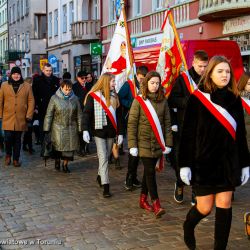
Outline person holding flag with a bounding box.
[179,56,249,250]
[168,50,208,205]
[127,71,173,218]
[82,73,124,198]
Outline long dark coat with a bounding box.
[43,89,82,152]
[179,87,250,187]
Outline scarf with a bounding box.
[94,92,107,130]
[59,88,73,100]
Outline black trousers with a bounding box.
[23,126,33,149]
[127,153,140,180]
[4,131,22,160]
[141,157,158,200]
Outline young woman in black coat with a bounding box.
[179,56,250,250]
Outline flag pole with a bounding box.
[121,1,137,96]
[168,10,188,71]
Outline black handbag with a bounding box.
[41,132,55,165]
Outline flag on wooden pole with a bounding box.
[156,10,182,97]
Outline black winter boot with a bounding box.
[124,174,133,191]
[183,206,208,250]
[55,158,60,171]
[62,162,70,173]
[103,184,112,198]
[114,158,122,170]
[214,207,232,250]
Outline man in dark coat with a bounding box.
[118,65,148,191]
[32,63,60,144]
[73,71,92,156]
[168,50,208,204]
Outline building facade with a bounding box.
[0,0,8,75]
[8,0,47,77]
[47,0,101,79]
[101,0,250,71]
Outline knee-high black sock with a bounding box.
[214,207,232,250]
[184,206,208,250]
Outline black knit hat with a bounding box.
[11,66,22,75]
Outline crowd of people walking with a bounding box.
[0,52,249,249]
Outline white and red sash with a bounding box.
[136,95,166,171]
[181,71,237,140]
[241,97,250,115]
[181,71,197,94]
[193,90,237,140]
[90,91,117,133]
[128,79,139,98]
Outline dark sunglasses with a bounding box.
[80,76,87,80]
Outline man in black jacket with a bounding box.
[73,71,92,156]
[32,63,60,144]
[168,50,208,205]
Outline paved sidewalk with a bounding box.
[0,145,249,250]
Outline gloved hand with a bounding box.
[117,135,123,146]
[180,167,192,186]
[163,146,171,154]
[171,125,178,132]
[241,166,249,186]
[129,147,138,157]
[83,131,90,143]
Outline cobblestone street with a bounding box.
[0,144,249,250]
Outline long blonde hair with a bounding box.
[84,72,115,107]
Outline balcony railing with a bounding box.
[199,0,250,21]
[71,20,100,43]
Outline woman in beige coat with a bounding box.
[0,67,34,166]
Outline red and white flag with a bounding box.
[156,10,182,97]
[102,8,136,93]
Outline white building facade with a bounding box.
[47,0,101,79]
[8,0,47,77]
[0,0,8,74]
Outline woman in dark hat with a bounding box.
[0,66,35,166]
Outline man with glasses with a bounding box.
[73,71,92,156]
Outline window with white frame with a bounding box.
[109,0,115,22]
[17,0,20,20]
[12,4,15,22]
[25,32,29,51]
[22,33,25,51]
[153,0,164,11]
[62,4,67,33]
[54,9,58,36]
[20,0,24,17]
[10,37,13,50]
[93,0,99,19]
[48,12,52,38]
[9,6,11,24]
[25,0,29,15]
[34,14,46,39]
[133,0,141,16]
[69,1,74,30]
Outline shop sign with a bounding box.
[40,59,48,70]
[136,33,163,48]
[90,43,102,55]
[223,16,250,35]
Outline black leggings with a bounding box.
[141,157,158,201]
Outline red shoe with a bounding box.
[139,194,153,212]
[5,155,11,166]
[152,198,165,218]
[13,160,21,167]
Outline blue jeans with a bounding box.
[4,131,22,161]
[94,137,114,185]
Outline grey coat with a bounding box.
[43,89,82,152]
